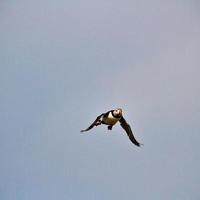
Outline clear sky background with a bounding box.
[1,0,200,199]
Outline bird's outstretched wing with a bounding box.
[119,116,141,147]
[80,114,104,132]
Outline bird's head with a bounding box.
[113,108,122,118]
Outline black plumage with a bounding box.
[81,108,141,147]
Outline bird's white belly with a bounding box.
[103,112,119,125]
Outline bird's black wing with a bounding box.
[119,116,141,147]
[80,114,104,132]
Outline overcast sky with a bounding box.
[1,0,200,199]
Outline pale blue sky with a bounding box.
[1,0,200,199]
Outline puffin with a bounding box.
[81,108,141,147]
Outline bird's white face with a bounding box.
[113,108,122,117]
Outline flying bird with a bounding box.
[81,108,141,147]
